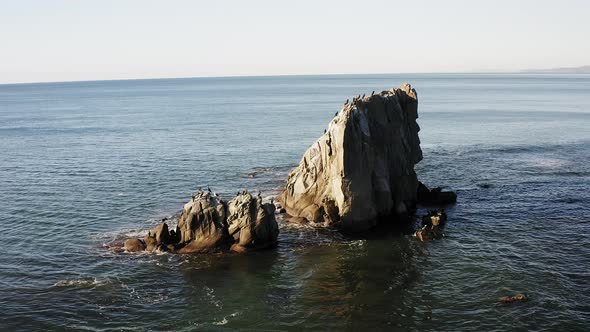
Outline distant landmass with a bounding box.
[523,65,590,73]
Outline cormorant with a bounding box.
[371,91,374,96]
[207,186,211,193]
[362,94,365,98]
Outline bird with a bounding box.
[345,99,349,104]
[257,191,261,198]
[371,91,374,96]
[335,111,338,116]
[362,94,365,98]
[207,186,211,193]
[324,129,326,133]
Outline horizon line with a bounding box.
[1,70,588,86]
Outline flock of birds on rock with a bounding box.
[343,90,376,107]
[191,186,266,203]
[191,186,219,202]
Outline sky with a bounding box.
[1,0,589,84]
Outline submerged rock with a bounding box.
[123,238,146,252]
[497,293,529,303]
[278,84,423,232]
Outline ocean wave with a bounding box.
[53,277,112,289]
[423,141,590,158]
[213,312,241,326]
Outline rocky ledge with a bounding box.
[122,190,278,253]
[277,84,425,232]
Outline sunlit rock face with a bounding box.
[176,192,229,253]
[278,84,422,232]
[226,192,278,253]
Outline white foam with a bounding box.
[521,156,571,169]
[53,277,111,288]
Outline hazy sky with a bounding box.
[1,0,589,83]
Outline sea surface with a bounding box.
[0,74,589,331]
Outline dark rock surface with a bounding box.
[417,182,457,205]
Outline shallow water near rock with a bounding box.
[1,74,589,331]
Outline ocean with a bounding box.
[0,74,588,331]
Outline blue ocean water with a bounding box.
[0,74,589,331]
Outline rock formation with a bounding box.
[114,83,457,253]
[122,191,278,254]
[277,84,423,232]
[226,193,279,253]
[176,192,229,253]
[416,181,457,205]
[414,209,447,241]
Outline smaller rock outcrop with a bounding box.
[227,193,278,253]
[177,192,230,253]
[120,190,279,254]
[414,209,447,242]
